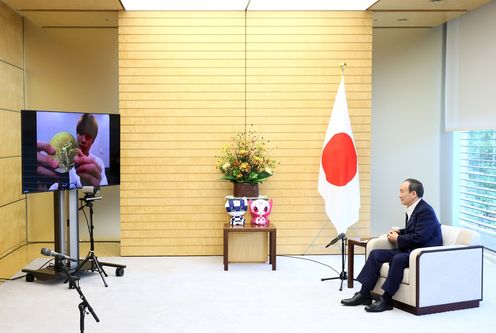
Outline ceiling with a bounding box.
[370,0,493,28]
[0,0,493,28]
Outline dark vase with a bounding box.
[233,183,259,197]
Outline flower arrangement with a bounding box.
[216,130,277,184]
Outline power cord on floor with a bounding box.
[278,254,341,275]
[0,275,26,281]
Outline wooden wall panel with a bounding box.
[0,61,23,112]
[246,11,371,254]
[0,1,23,68]
[119,11,245,256]
[0,3,25,259]
[119,11,372,256]
[0,200,26,257]
[0,110,21,158]
[0,157,23,206]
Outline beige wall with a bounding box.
[119,11,372,256]
[371,27,444,235]
[23,18,120,242]
[0,6,456,258]
[0,2,25,257]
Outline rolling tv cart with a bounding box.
[23,189,125,284]
[23,190,80,282]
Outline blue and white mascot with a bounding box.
[225,198,248,226]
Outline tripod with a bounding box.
[77,194,109,287]
[61,264,99,332]
[321,233,347,291]
[76,192,126,286]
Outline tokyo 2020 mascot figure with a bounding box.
[225,198,248,226]
[248,198,273,226]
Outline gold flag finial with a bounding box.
[339,62,347,79]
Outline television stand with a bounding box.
[23,261,68,282]
[23,190,77,283]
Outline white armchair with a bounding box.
[366,225,483,315]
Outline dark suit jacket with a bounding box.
[397,199,442,252]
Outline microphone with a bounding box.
[83,195,102,202]
[40,248,78,262]
[325,233,346,248]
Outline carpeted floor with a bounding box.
[0,255,494,333]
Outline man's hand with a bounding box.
[387,231,399,243]
[74,150,102,187]
[37,142,59,177]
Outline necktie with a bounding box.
[405,213,409,226]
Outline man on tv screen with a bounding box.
[37,113,108,191]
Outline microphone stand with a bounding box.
[321,233,348,291]
[77,194,109,287]
[60,264,99,333]
[76,192,126,286]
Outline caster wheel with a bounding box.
[116,267,125,277]
[26,273,35,282]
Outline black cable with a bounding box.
[79,200,91,235]
[82,204,90,233]
[38,258,55,270]
[278,254,341,275]
[0,275,26,281]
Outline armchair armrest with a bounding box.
[408,245,483,307]
[366,234,395,257]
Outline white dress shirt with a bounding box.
[405,198,422,222]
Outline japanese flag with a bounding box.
[318,78,360,235]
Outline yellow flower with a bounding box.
[264,167,272,175]
[252,156,263,165]
[239,162,251,173]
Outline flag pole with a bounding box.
[316,61,360,290]
[302,62,350,256]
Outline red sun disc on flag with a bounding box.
[321,132,357,186]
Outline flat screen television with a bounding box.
[21,110,120,194]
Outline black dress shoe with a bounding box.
[341,292,373,306]
[364,297,393,312]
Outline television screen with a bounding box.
[21,110,120,194]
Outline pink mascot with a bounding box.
[248,198,273,226]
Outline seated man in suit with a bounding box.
[341,178,442,312]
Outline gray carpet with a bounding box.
[0,255,494,333]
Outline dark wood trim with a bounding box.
[373,26,439,29]
[41,26,117,29]
[481,247,485,301]
[19,9,119,12]
[394,299,480,315]
[372,9,467,13]
[347,238,370,288]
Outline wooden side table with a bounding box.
[347,238,372,288]
[223,223,277,271]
